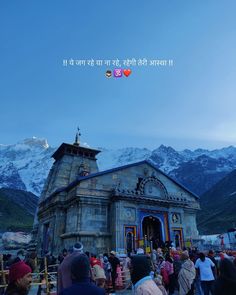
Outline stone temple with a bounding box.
[35,132,200,255]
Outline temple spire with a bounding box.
[74,127,81,146]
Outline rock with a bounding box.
[2,232,32,250]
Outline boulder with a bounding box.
[2,232,32,250]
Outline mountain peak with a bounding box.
[18,137,49,149]
[153,145,179,156]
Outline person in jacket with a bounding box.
[214,258,236,295]
[5,261,32,295]
[90,254,102,267]
[178,251,196,295]
[59,254,105,295]
[57,242,84,293]
[93,264,106,288]
[103,256,111,290]
[130,255,162,295]
[108,251,120,292]
[207,250,218,277]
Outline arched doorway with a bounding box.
[142,216,162,249]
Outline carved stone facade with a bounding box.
[35,141,200,255]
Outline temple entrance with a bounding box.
[142,216,162,249]
[126,232,133,253]
[124,226,136,253]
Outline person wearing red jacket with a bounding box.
[90,254,102,267]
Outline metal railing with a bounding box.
[0,257,132,294]
[0,257,57,295]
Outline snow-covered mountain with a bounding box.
[1,137,236,196]
[97,147,152,171]
[0,138,55,195]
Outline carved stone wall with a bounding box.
[37,160,200,255]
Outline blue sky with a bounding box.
[1,0,236,150]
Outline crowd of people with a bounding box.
[1,244,236,295]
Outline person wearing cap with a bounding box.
[59,254,105,295]
[108,251,120,292]
[178,250,196,295]
[5,261,32,295]
[57,242,84,293]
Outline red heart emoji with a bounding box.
[123,69,132,77]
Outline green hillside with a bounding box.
[0,188,37,231]
[197,169,236,234]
